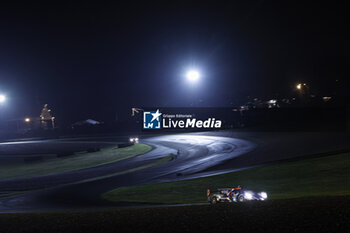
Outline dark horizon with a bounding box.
[0,1,347,123]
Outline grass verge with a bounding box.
[102,152,350,204]
[0,144,152,180]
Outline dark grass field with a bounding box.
[103,152,350,203]
[0,144,151,180]
[0,196,349,233]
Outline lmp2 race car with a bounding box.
[207,186,268,204]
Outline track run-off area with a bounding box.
[0,131,349,212]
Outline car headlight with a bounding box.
[244,192,253,200]
[129,138,134,142]
[259,192,267,199]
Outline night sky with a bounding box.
[0,1,347,123]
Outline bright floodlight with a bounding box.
[0,95,5,103]
[186,70,200,82]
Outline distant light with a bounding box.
[25,118,31,122]
[129,137,139,143]
[296,83,302,90]
[322,96,332,102]
[0,95,6,103]
[186,70,200,82]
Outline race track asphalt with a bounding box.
[0,131,349,212]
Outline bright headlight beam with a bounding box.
[244,192,253,200]
[260,192,267,199]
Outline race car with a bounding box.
[129,137,139,143]
[207,186,268,204]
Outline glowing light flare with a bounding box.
[0,95,6,103]
[260,192,268,199]
[296,83,307,90]
[186,70,200,82]
[244,192,253,200]
[129,137,139,143]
